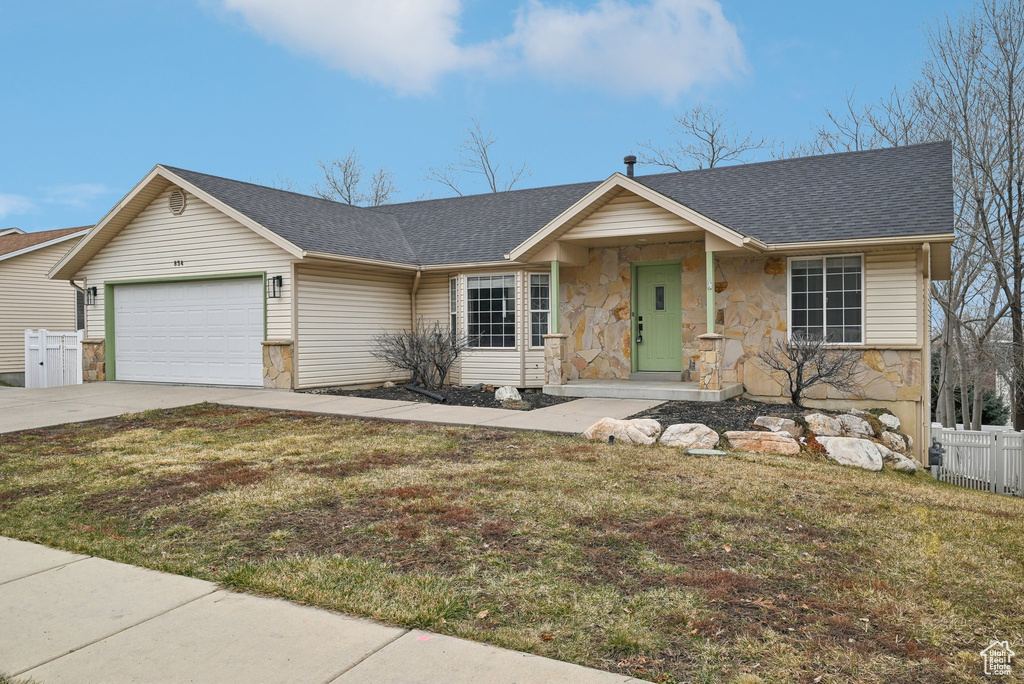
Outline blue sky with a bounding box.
[0,0,973,232]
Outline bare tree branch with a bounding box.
[757,336,863,408]
[639,103,769,170]
[312,148,398,206]
[424,119,530,195]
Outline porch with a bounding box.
[544,378,744,402]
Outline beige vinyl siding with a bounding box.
[415,273,461,384]
[296,264,412,388]
[564,190,696,241]
[77,189,294,340]
[865,251,919,346]
[0,241,81,373]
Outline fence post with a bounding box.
[992,431,1006,496]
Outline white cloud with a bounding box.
[45,183,110,209]
[219,0,744,99]
[508,0,746,100]
[221,0,490,94]
[0,193,33,221]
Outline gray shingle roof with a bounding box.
[163,141,952,266]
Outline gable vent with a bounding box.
[168,188,187,216]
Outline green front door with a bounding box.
[635,263,682,372]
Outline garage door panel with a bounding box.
[114,278,264,386]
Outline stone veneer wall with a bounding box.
[262,341,293,389]
[82,340,105,382]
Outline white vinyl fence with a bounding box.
[24,329,83,389]
[931,424,1024,498]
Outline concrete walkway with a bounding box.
[0,537,637,683]
[0,382,662,435]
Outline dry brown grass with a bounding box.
[1,402,1022,683]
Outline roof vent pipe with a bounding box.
[623,155,636,178]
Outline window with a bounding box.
[530,273,550,347]
[449,277,458,335]
[655,286,665,311]
[75,289,85,331]
[790,255,862,343]
[467,274,516,348]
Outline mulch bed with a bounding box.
[305,384,573,411]
[629,398,826,433]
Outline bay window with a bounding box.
[789,255,863,343]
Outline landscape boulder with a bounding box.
[382,381,396,388]
[495,386,522,402]
[878,412,901,432]
[804,413,842,436]
[583,418,663,445]
[882,431,909,453]
[753,416,803,438]
[724,430,801,455]
[838,413,875,438]
[660,423,720,449]
[816,437,883,471]
[875,442,917,473]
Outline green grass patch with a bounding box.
[1,403,1021,682]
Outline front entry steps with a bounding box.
[629,371,684,382]
[544,379,744,402]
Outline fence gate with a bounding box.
[931,424,1024,498]
[24,329,83,389]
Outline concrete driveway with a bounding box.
[0,383,661,436]
[0,383,263,434]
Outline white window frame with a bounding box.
[449,276,458,336]
[786,253,865,346]
[529,272,551,349]
[465,273,518,350]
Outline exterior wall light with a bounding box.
[86,286,97,306]
[268,275,283,299]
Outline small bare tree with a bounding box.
[313,148,398,206]
[370,318,469,390]
[758,336,863,408]
[639,103,769,170]
[424,119,529,196]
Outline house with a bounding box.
[48,142,953,459]
[0,226,89,385]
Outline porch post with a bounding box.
[705,250,715,334]
[550,260,560,334]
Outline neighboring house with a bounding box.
[0,226,89,386]
[49,142,953,459]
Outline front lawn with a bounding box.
[1,405,1021,682]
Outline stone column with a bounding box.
[543,333,569,386]
[82,340,106,382]
[698,333,723,391]
[262,340,293,389]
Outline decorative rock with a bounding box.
[838,414,875,439]
[382,381,396,388]
[882,431,908,453]
[724,430,801,455]
[495,386,522,402]
[816,437,883,472]
[583,418,663,445]
[878,413,901,432]
[804,413,842,437]
[753,416,803,438]
[660,423,720,449]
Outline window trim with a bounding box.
[528,272,551,349]
[786,253,865,346]
[449,276,458,337]
[465,272,518,350]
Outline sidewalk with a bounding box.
[0,383,662,435]
[0,537,637,683]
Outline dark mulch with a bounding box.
[629,398,829,432]
[305,384,572,411]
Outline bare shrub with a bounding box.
[370,318,469,390]
[758,335,862,408]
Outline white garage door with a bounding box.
[114,278,264,386]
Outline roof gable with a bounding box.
[0,226,88,262]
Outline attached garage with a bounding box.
[112,277,264,386]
